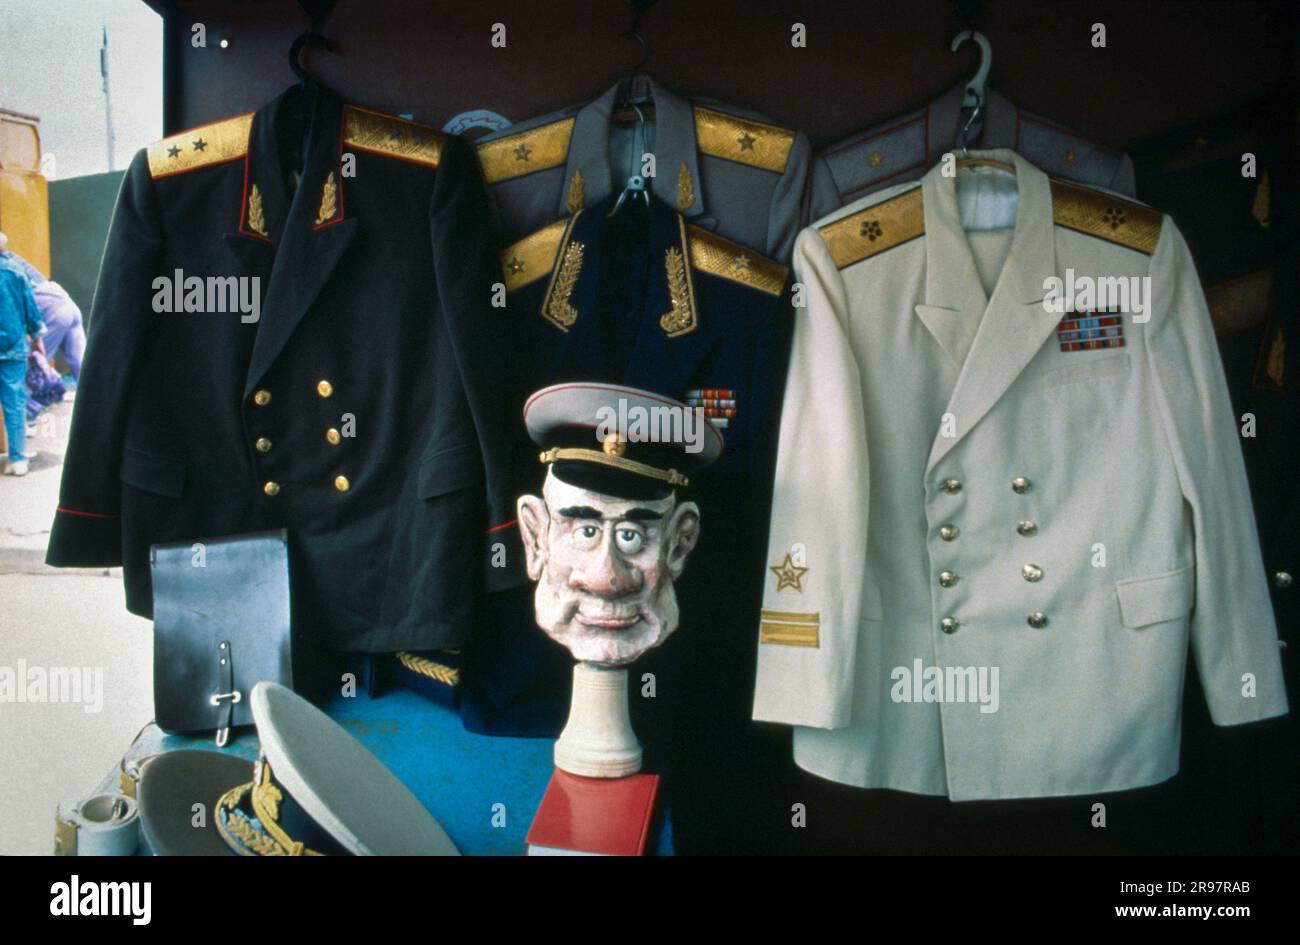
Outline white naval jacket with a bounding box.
[753,149,1289,800]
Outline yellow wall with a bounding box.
[0,113,50,277]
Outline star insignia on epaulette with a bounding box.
[770,553,808,593]
[388,128,402,141]
[166,145,180,158]
[860,219,883,241]
[1065,149,1078,164]
[193,138,207,151]
[1103,206,1127,230]
[506,256,524,275]
[731,253,750,272]
[736,131,756,151]
[869,152,884,167]
[514,143,532,162]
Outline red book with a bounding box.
[525,770,660,856]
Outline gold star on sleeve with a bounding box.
[770,553,809,592]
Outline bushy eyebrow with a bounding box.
[624,509,664,522]
[556,506,665,522]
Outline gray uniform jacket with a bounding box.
[810,83,1136,220]
[475,74,815,264]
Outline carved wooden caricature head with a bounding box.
[516,382,722,666]
[518,472,700,665]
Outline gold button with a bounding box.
[939,524,959,541]
[941,617,960,634]
[253,389,272,406]
[334,475,350,493]
[325,428,341,445]
[263,481,280,496]
[942,478,962,495]
[1027,611,1048,629]
[1022,563,1044,582]
[1017,520,1038,537]
[939,570,957,588]
[316,380,333,398]
[255,437,272,453]
[1012,477,1032,494]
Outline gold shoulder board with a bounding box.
[1050,178,1162,255]
[818,186,924,269]
[342,106,445,168]
[500,219,569,293]
[694,106,795,174]
[477,117,575,185]
[147,114,252,179]
[687,227,788,296]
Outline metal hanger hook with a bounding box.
[950,29,992,110]
[957,93,984,156]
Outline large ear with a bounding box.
[666,500,701,580]
[517,494,550,581]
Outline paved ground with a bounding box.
[0,396,153,855]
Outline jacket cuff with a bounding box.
[46,507,121,567]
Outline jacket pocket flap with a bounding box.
[418,443,483,500]
[1117,567,1193,628]
[120,448,185,498]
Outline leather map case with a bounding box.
[150,530,293,743]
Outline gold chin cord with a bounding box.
[538,447,688,488]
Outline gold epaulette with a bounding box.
[818,186,924,269]
[694,106,795,174]
[342,106,445,168]
[687,227,787,296]
[477,117,575,184]
[1050,178,1162,255]
[147,113,253,179]
[500,219,569,292]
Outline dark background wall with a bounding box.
[48,171,124,315]
[151,0,1298,150]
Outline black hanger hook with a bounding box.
[621,0,657,75]
[289,0,338,85]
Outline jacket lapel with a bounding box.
[561,83,617,221]
[646,76,704,218]
[537,193,722,398]
[622,202,721,396]
[926,151,1059,473]
[244,87,358,396]
[914,162,988,368]
[560,75,704,222]
[222,92,290,277]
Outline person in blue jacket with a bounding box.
[0,254,45,475]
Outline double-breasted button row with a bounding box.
[933,474,1050,634]
[936,476,963,630]
[252,380,348,497]
[264,477,349,496]
[940,613,1051,632]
